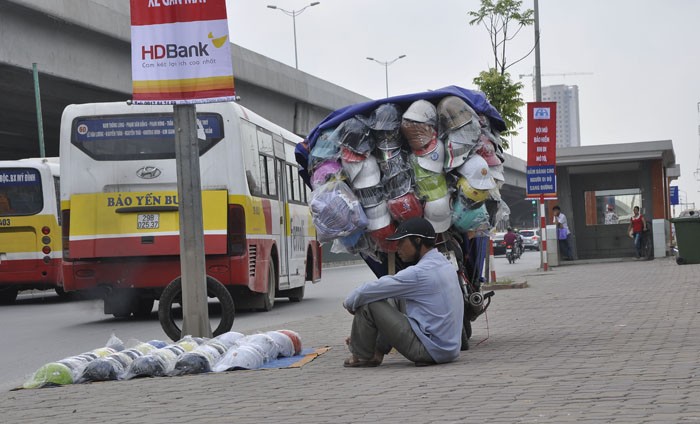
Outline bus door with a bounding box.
[273,135,290,288]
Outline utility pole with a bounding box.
[534,0,542,102]
[366,55,407,98]
[32,63,46,158]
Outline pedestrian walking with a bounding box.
[342,217,464,367]
[553,205,573,260]
[628,206,647,259]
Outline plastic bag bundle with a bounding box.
[213,331,245,348]
[146,339,168,349]
[172,340,229,376]
[124,345,184,379]
[310,160,343,190]
[239,333,280,361]
[309,128,340,170]
[331,230,374,255]
[212,344,265,372]
[387,191,423,222]
[333,116,374,155]
[370,103,402,151]
[80,344,154,382]
[23,335,123,389]
[277,330,303,355]
[452,198,490,233]
[377,150,409,181]
[310,180,368,242]
[265,331,296,358]
[124,337,197,379]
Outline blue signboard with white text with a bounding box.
[670,186,679,205]
[526,165,557,195]
[73,114,223,142]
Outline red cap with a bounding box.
[341,146,368,163]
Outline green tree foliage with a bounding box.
[469,0,534,142]
[473,69,524,141]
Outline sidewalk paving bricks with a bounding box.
[1,257,700,423]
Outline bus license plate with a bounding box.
[137,213,159,229]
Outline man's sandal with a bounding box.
[343,356,380,368]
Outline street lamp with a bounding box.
[366,55,406,98]
[267,2,320,70]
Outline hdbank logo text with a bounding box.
[141,33,228,60]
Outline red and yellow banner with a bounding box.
[130,0,235,104]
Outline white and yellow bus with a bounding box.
[60,102,321,317]
[0,157,62,304]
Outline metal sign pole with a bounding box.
[539,194,548,271]
[173,104,212,338]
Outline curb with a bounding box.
[482,280,528,290]
[322,260,365,268]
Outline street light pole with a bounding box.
[366,55,406,98]
[267,2,320,70]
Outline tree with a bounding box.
[468,0,534,143]
[468,0,535,75]
[473,69,524,141]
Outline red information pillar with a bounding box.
[526,102,557,271]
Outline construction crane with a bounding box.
[518,72,593,99]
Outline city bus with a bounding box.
[60,102,321,318]
[0,157,62,304]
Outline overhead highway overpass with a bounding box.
[0,0,529,226]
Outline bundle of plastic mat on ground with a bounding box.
[305,89,510,259]
[22,329,303,389]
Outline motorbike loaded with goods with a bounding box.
[295,86,512,348]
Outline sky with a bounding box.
[225,0,700,213]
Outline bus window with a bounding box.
[257,129,274,156]
[286,164,296,202]
[258,155,277,198]
[0,168,43,216]
[71,114,224,161]
[241,120,262,196]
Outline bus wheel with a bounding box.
[0,287,18,305]
[258,262,276,312]
[158,276,235,342]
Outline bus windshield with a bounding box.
[0,168,43,216]
[71,113,224,161]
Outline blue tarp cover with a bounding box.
[294,85,506,188]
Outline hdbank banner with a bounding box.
[130,0,235,104]
[526,102,557,196]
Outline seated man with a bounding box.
[342,217,464,367]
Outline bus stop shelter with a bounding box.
[549,140,679,260]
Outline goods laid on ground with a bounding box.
[22,330,303,389]
[297,86,510,260]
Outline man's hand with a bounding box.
[342,301,355,315]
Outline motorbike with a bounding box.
[506,244,519,264]
[436,233,494,351]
